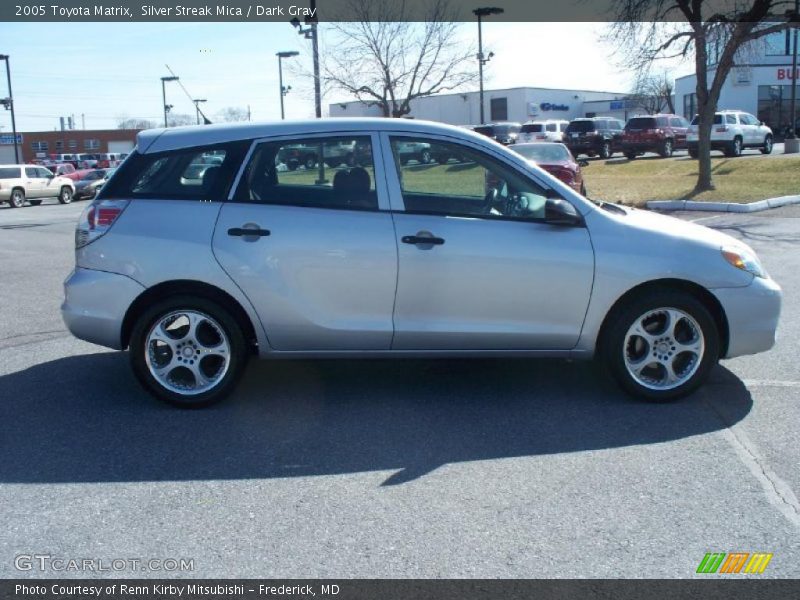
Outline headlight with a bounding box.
[721,246,766,278]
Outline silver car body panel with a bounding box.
[63,118,782,362]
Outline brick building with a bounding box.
[0,129,141,163]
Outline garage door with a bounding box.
[0,146,17,163]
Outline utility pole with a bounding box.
[193,98,207,125]
[291,0,322,118]
[472,7,503,125]
[161,76,179,128]
[276,51,299,120]
[0,54,20,163]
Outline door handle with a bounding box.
[228,227,270,237]
[402,234,445,246]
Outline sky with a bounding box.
[0,22,696,132]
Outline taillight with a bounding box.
[547,166,575,185]
[75,198,129,249]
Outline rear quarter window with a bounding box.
[99,141,250,201]
[0,168,21,179]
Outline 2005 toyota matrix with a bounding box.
[61,119,782,407]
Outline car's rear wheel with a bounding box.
[129,296,249,408]
[659,139,673,158]
[9,188,25,208]
[28,199,43,206]
[304,154,317,170]
[58,186,73,204]
[436,155,449,165]
[624,152,636,160]
[761,135,773,155]
[602,290,719,401]
[688,147,698,159]
[725,137,742,157]
[420,150,432,164]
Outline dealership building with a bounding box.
[0,129,139,164]
[329,86,636,125]
[675,30,800,132]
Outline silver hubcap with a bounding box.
[144,310,230,396]
[623,307,705,391]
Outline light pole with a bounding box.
[0,54,19,163]
[161,76,179,128]
[786,0,799,151]
[291,0,321,118]
[473,7,503,125]
[193,98,207,125]
[276,51,299,120]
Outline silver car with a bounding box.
[61,119,782,407]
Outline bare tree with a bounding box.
[117,117,157,130]
[321,0,477,118]
[608,2,796,193]
[627,72,676,114]
[166,113,194,127]
[216,107,250,122]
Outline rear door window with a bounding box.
[726,114,738,124]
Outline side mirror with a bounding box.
[545,196,582,226]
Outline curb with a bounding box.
[646,195,800,213]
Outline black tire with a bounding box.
[129,296,249,408]
[580,183,587,196]
[304,154,316,170]
[58,186,73,204]
[624,152,636,160]
[28,199,43,206]
[327,159,341,169]
[8,188,25,208]
[287,159,299,171]
[601,289,720,402]
[659,139,673,158]
[345,152,356,167]
[420,150,432,164]
[688,147,699,159]
[436,155,449,165]
[599,141,611,159]
[725,137,742,157]
[760,135,773,155]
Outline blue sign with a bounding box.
[541,102,569,111]
[610,100,625,110]
[0,134,22,145]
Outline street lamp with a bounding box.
[276,51,299,120]
[193,98,207,125]
[291,0,321,119]
[472,7,504,125]
[0,54,20,163]
[161,76,179,128]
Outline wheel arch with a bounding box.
[121,280,259,354]
[596,278,729,358]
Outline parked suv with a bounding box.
[564,118,624,158]
[518,120,570,143]
[472,122,521,145]
[686,110,773,157]
[621,114,690,159]
[277,140,357,170]
[62,119,781,407]
[0,164,75,207]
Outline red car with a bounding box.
[510,142,587,195]
[621,114,690,159]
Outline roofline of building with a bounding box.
[17,128,142,135]
[330,85,629,107]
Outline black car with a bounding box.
[472,122,521,145]
[564,117,625,159]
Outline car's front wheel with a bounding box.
[659,139,673,158]
[129,296,249,408]
[58,186,73,204]
[599,141,611,159]
[761,135,773,155]
[602,290,719,401]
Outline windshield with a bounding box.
[566,120,596,133]
[625,117,657,130]
[520,123,544,133]
[512,144,571,162]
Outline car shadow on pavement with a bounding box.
[0,351,752,486]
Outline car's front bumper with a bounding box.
[61,267,145,350]
[712,276,782,359]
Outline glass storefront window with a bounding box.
[757,85,800,134]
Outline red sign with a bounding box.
[778,68,800,80]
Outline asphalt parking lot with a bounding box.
[0,198,798,579]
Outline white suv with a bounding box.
[0,164,76,207]
[686,110,773,157]
[519,120,570,143]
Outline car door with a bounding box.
[382,133,594,351]
[38,167,61,197]
[213,132,398,351]
[670,117,688,147]
[23,167,45,198]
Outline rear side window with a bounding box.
[235,136,378,211]
[690,115,724,125]
[0,168,21,179]
[546,123,558,132]
[101,141,249,201]
[656,117,669,127]
[726,114,737,124]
